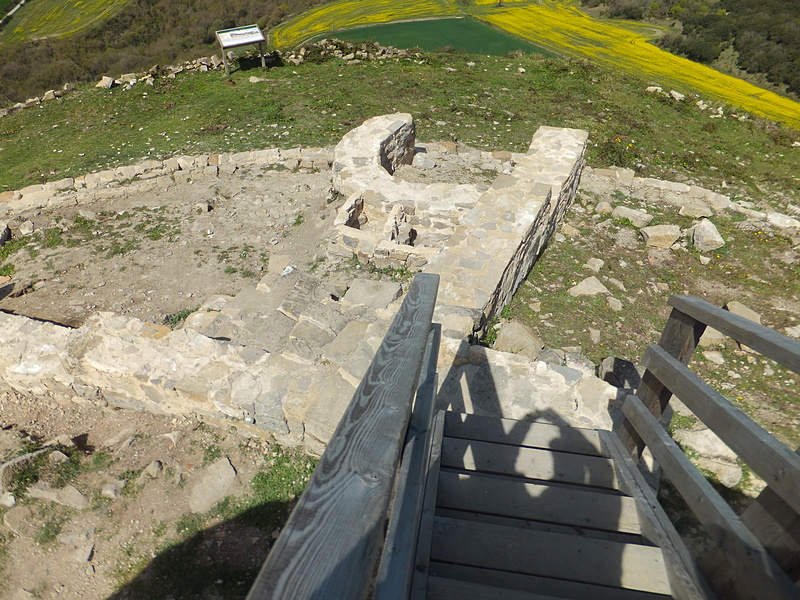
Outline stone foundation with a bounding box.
[1,115,617,450]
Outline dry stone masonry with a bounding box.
[7,115,794,450]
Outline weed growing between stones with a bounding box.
[164,307,199,328]
[33,506,72,546]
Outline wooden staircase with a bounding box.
[247,274,800,600]
[423,412,672,600]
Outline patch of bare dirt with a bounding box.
[0,166,335,328]
[0,389,308,600]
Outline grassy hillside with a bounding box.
[272,0,800,128]
[1,50,797,201]
[0,0,130,45]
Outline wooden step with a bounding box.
[437,470,641,534]
[431,516,671,596]
[444,412,608,457]
[436,508,643,545]
[441,437,619,490]
[426,576,565,600]
[428,563,673,600]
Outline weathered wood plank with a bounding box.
[429,563,672,600]
[437,470,641,534]
[440,437,618,490]
[435,507,642,544]
[374,324,441,600]
[443,411,607,457]
[669,295,800,375]
[426,577,564,600]
[431,516,671,595]
[410,410,446,600]
[246,273,439,600]
[700,446,800,597]
[617,304,706,457]
[622,394,800,600]
[644,344,800,516]
[739,484,800,580]
[601,430,716,600]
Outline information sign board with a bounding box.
[215,25,265,49]
[214,24,267,74]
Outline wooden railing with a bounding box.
[616,295,800,600]
[246,273,440,600]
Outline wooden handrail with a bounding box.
[615,294,800,600]
[622,395,800,600]
[643,345,800,515]
[246,273,439,600]
[669,295,800,374]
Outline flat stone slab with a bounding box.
[189,457,237,513]
[341,279,402,311]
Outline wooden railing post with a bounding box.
[617,301,707,459]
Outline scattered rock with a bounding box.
[599,356,642,390]
[0,491,15,507]
[673,427,737,462]
[725,301,762,325]
[136,460,163,484]
[18,221,34,236]
[696,457,742,488]
[48,450,69,464]
[95,76,115,89]
[568,276,610,297]
[493,321,544,360]
[583,258,604,272]
[640,224,681,248]
[3,505,36,537]
[189,457,237,513]
[562,223,580,237]
[73,540,95,563]
[703,351,725,364]
[594,201,613,215]
[691,219,725,251]
[607,297,623,312]
[28,483,88,509]
[612,206,652,228]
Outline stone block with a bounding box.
[640,224,681,248]
[493,321,544,359]
[611,206,652,228]
[304,373,356,448]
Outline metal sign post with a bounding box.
[215,24,267,75]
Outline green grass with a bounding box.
[0,0,130,46]
[0,50,796,200]
[319,17,555,56]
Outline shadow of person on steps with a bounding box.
[431,339,671,599]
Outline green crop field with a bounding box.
[321,17,555,57]
[0,0,129,46]
[274,0,800,128]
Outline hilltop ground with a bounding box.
[0,50,799,599]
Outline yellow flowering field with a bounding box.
[0,0,129,45]
[273,0,800,128]
[271,0,458,49]
[478,2,800,128]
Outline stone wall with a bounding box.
[0,115,613,450]
[0,147,332,216]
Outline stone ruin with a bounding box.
[1,114,626,453]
